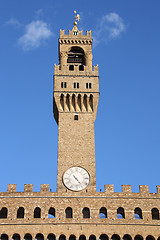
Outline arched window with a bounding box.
[17,207,24,218]
[0,207,7,218]
[89,95,93,111]
[82,207,90,218]
[111,235,120,240]
[100,234,109,240]
[69,235,76,240]
[59,235,66,240]
[66,94,70,111]
[1,234,8,240]
[24,234,32,240]
[34,207,41,218]
[123,235,132,240]
[134,235,143,240]
[151,208,159,220]
[67,47,85,65]
[47,234,56,240]
[12,234,20,240]
[83,95,87,111]
[79,235,86,240]
[78,94,81,111]
[48,207,55,218]
[89,235,96,240]
[134,207,143,219]
[60,94,64,111]
[117,207,125,219]
[65,207,73,218]
[146,236,155,240]
[99,207,107,218]
[35,234,44,240]
[72,94,76,111]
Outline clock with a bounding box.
[63,167,90,191]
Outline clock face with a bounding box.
[63,167,90,191]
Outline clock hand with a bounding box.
[73,174,81,184]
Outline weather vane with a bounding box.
[74,10,80,23]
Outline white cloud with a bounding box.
[93,12,126,47]
[6,18,22,28]
[18,20,53,51]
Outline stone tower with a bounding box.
[53,17,99,193]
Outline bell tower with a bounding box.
[53,13,99,193]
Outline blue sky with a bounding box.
[1,0,160,193]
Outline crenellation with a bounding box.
[54,64,98,75]
[24,184,33,192]
[41,184,49,192]
[156,185,160,193]
[139,185,149,193]
[104,184,114,193]
[7,184,16,192]
[122,185,132,193]
[60,29,92,39]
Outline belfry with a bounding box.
[0,12,160,240]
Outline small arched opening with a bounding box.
[17,207,24,218]
[59,235,66,240]
[123,235,132,240]
[35,234,44,240]
[65,207,73,218]
[146,236,155,240]
[24,234,32,240]
[82,207,90,218]
[1,234,8,240]
[134,235,143,240]
[79,236,86,240]
[12,234,20,240]
[100,234,109,240]
[34,207,41,218]
[69,235,76,240]
[89,235,96,240]
[151,208,159,220]
[111,235,120,240]
[134,207,143,219]
[117,207,125,219]
[99,207,107,219]
[0,207,7,218]
[47,234,56,240]
[48,207,55,218]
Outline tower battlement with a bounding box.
[1,184,160,195]
[60,29,92,39]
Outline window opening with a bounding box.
[151,208,159,220]
[111,235,120,240]
[134,207,142,219]
[34,207,41,218]
[61,82,67,88]
[47,234,56,240]
[74,82,79,88]
[48,207,55,218]
[17,207,24,218]
[65,207,73,218]
[69,65,74,71]
[99,207,107,218]
[35,234,44,240]
[117,207,125,219]
[74,115,78,120]
[24,234,32,240]
[86,83,92,89]
[100,235,108,240]
[1,235,8,240]
[0,207,7,218]
[123,235,132,240]
[12,234,20,240]
[82,207,90,218]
